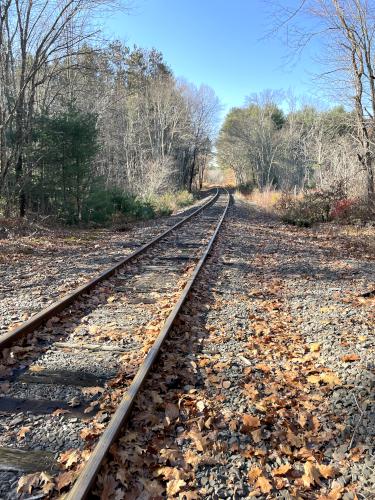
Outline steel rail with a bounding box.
[0,190,219,349]
[66,189,230,500]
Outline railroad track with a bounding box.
[0,189,230,499]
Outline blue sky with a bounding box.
[104,0,322,115]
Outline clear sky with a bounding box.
[104,0,322,115]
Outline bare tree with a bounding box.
[0,0,117,215]
[272,0,375,198]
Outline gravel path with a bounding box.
[94,197,374,499]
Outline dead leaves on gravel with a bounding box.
[234,281,358,498]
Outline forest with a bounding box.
[0,0,219,223]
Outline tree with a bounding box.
[273,0,375,198]
[0,0,117,216]
[31,108,98,222]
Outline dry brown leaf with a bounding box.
[251,428,262,443]
[320,372,342,386]
[40,472,54,495]
[309,343,321,352]
[52,408,70,416]
[183,450,201,466]
[248,466,262,484]
[101,475,119,500]
[80,427,97,440]
[82,386,105,396]
[242,414,261,431]
[317,483,344,500]
[298,413,308,428]
[350,447,364,462]
[165,403,180,421]
[307,374,321,384]
[274,477,288,490]
[243,383,259,400]
[301,461,321,488]
[318,464,336,479]
[56,471,76,491]
[222,380,231,389]
[341,353,360,362]
[272,464,292,476]
[59,449,81,468]
[17,473,41,494]
[17,426,30,440]
[29,365,45,372]
[188,430,207,452]
[286,429,303,448]
[255,475,273,494]
[139,478,164,496]
[167,479,186,496]
[255,363,271,373]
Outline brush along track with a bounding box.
[0,190,230,499]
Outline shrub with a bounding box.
[237,182,254,195]
[330,198,356,220]
[83,188,155,225]
[149,190,195,216]
[275,185,348,227]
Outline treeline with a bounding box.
[0,1,219,223]
[217,95,370,199]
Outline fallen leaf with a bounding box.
[178,491,199,500]
[301,461,321,488]
[272,464,292,476]
[56,471,75,491]
[196,400,205,412]
[251,428,262,443]
[255,475,273,494]
[222,380,231,389]
[40,472,54,495]
[52,408,70,416]
[307,374,321,384]
[320,372,341,386]
[242,414,261,432]
[188,430,207,452]
[318,464,336,479]
[317,483,344,500]
[286,429,303,448]
[17,473,41,494]
[17,426,30,440]
[298,413,308,428]
[309,343,321,352]
[82,386,105,396]
[29,365,45,372]
[341,353,360,362]
[59,449,81,468]
[255,363,271,373]
[101,475,119,500]
[248,466,262,484]
[165,403,179,421]
[167,479,186,496]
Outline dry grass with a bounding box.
[236,187,302,211]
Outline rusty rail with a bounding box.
[65,189,230,499]
[0,190,219,349]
